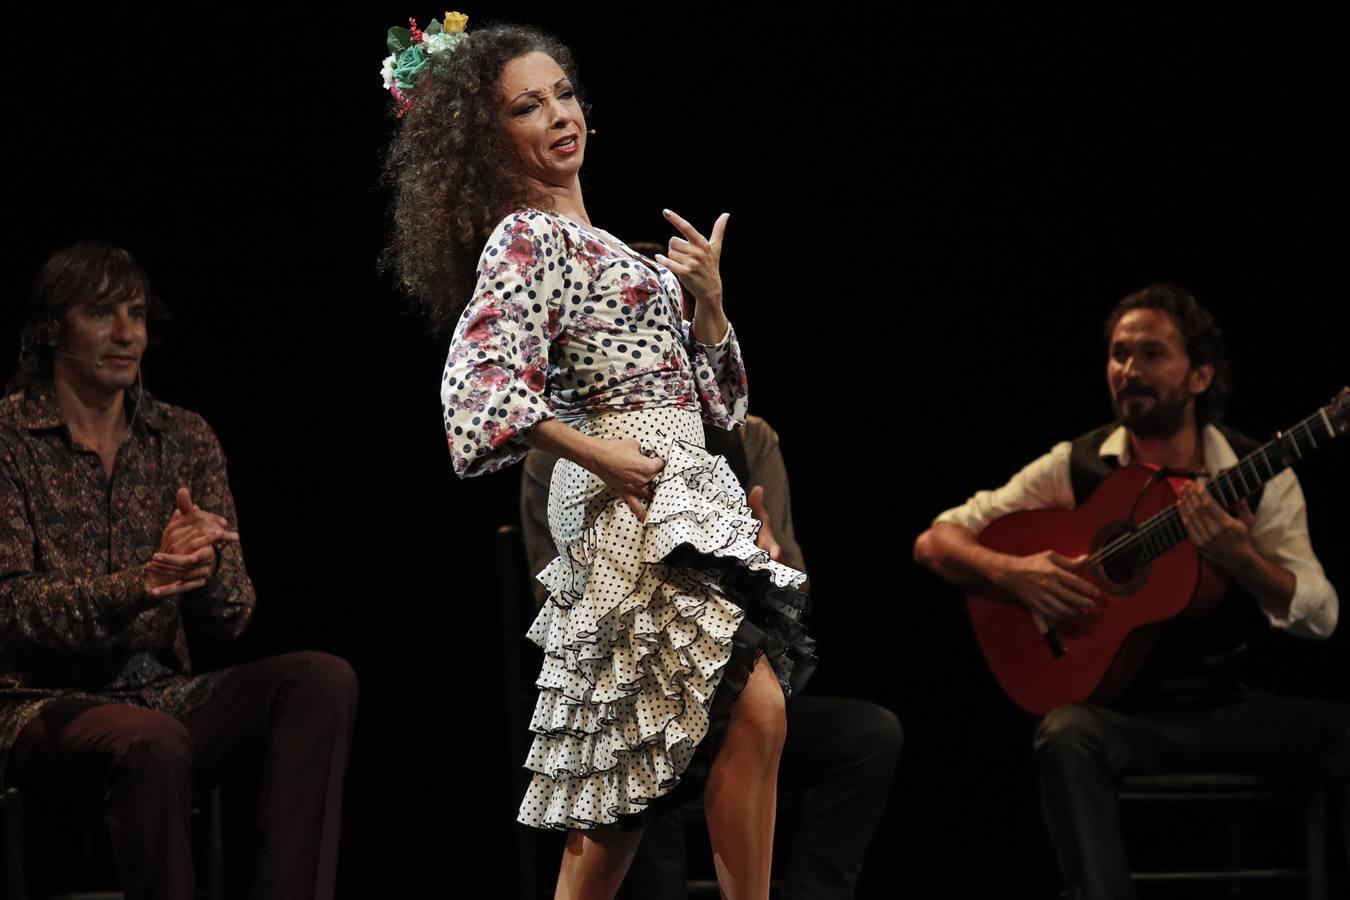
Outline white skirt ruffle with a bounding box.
[517,407,807,830]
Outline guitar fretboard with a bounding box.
[1096,405,1339,568]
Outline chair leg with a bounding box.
[202,787,224,900]
[1305,783,1327,900]
[2,788,30,900]
[2,787,224,900]
[1225,800,1243,870]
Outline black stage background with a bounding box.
[4,7,1346,896]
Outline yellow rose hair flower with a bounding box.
[444,12,468,33]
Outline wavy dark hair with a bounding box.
[382,24,583,333]
[1104,283,1231,426]
[9,242,169,394]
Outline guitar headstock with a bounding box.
[1327,387,1350,436]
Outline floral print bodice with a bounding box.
[441,209,748,477]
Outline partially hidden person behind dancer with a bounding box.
[913,284,1346,900]
[522,411,902,899]
[381,15,815,899]
[0,243,358,900]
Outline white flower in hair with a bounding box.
[380,54,397,89]
[422,32,465,55]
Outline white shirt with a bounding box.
[933,424,1339,639]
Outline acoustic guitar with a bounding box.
[966,389,1349,715]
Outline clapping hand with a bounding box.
[144,487,239,599]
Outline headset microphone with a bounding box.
[50,355,145,436]
[57,351,105,368]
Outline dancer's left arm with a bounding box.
[657,210,747,429]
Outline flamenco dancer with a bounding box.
[380,15,816,900]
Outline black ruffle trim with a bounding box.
[612,542,817,829]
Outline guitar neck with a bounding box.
[1128,405,1340,564]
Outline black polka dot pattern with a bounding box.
[441,210,749,479]
[517,408,807,831]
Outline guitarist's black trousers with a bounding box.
[1034,685,1350,900]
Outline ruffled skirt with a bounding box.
[517,407,816,830]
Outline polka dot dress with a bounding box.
[518,407,806,830]
[437,209,811,830]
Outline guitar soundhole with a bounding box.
[1091,520,1150,596]
[1101,551,1139,584]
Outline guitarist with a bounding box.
[913,284,1344,900]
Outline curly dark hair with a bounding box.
[1103,283,1231,425]
[9,242,169,394]
[382,23,583,333]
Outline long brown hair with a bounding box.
[382,24,584,334]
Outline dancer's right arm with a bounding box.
[442,212,576,479]
[523,420,664,522]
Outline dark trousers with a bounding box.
[618,695,903,900]
[7,651,358,900]
[1034,692,1350,900]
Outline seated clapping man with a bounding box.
[0,243,357,900]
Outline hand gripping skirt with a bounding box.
[517,406,817,830]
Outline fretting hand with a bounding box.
[1177,480,1255,572]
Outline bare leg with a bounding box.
[704,655,788,900]
[554,828,644,900]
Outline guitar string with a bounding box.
[1081,414,1326,572]
[1090,429,1301,569]
[1086,416,1321,570]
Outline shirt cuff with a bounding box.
[96,565,156,620]
[1264,567,1339,639]
[693,321,732,350]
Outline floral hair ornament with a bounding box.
[380,12,469,116]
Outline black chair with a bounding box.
[0,784,223,900]
[495,524,548,898]
[1118,772,1328,898]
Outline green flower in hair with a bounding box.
[392,44,429,91]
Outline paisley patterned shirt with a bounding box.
[441,209,749,478]
[0,382,254,783]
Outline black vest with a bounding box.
[1068,424,1270,702]
[1068,423,1265,514]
